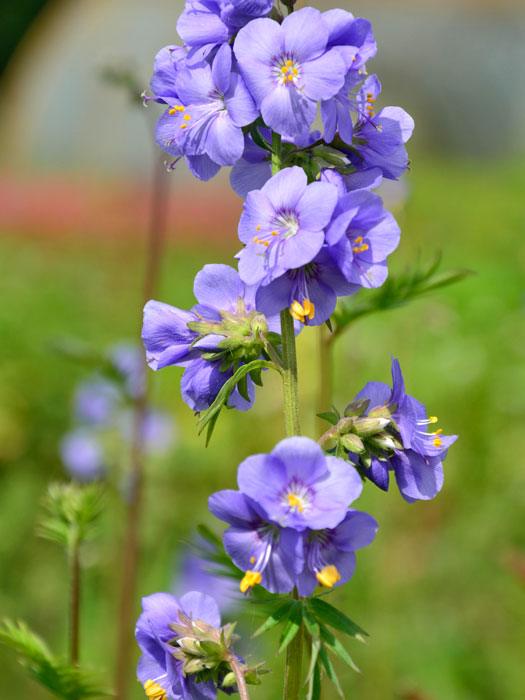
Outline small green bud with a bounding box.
[344,398,371,418]
[353,416,391,437]
[221,672,237,689]
[340,433,366,454]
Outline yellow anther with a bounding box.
[169,105,185,114]
[287,493,305,513]
[144,680,167,700]
[256,224,261,231]
[290,299,315,324]
[285,74,294,83]
[285,59,294,67]
[271,230,279,236]
[354,235,363,244]
[240,570,262,593]
[352,243,369,254]
[249,556,256,564]
[433,436,443,448]
[262,241,269,247]
[428,416,438,424]
[316,565,342,589]
[183,114,191,121]
[292,68,298,76]
[180,123,188,130]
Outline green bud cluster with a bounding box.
[188,298,276,369]
[318,399,403,468]
[169,613,265,690]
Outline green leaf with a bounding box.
[307,661,322,700]
[278,603,303,653]
[316,411,340,426]
[308,598,367,641]
[320,624,361,673]
[318,646,343,698]
[305,635,321,685]
[332,255,472,337]
[249,367,264,387]
[197,360,277,445]
[0,620,109,699]
[302,608,320,640]
[252,600,296,638]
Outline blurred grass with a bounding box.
[0,155,524,699]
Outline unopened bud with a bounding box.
[344,398,371,418]
[368,434,398,452]
[340,433,365,454]
[353,417,390,437]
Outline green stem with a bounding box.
[316,325,334,434]
[69,533,81,667]
[284,620,304,700]
[280,310,301,437]
[229,655,251,700]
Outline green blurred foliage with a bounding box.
[0,156,524,699]
[0,1,48,74]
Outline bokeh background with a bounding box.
[1,0,524,698]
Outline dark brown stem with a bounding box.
[69,537,81,667]
[316,324,334,434]
[114,153,169,699]
[229,655,251,700]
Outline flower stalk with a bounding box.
[69,529,81,667]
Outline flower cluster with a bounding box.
[210,437,377,596]
[319,358,457,502]
[61,344,174,482]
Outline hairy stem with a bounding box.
[114,153,169,699]
[317,324,334,433]
[69,534,81,667]
[229,655,251,700]
[284,621,304,700]
[280,310,301,437]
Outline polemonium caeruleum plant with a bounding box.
[138,1,458,698]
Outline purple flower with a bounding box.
[149,45,188,103]
[142,264,268,412]
[297,510,378,596]
[255,248,357,326]
[237,166,338,284]
[321,72,381,145]
[353,358,457,501]
[60,429,106,482]
[348,106,415,180]
[323,9,377,71]
[324,175,401,289]
[209,489,302,594]
[156,44,258,173]
[237,437,363,531]
[177,0,273,63]
[234,8,347,137]
[74,379,119,426]
[136,591,220,700]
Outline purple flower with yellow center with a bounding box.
[297,510,378,596]
[209,490,302,594]
[323,172,401,289]
[233,7,347,137]
[237,166,338,285]
[321,72,381,145]
[142,264,268,412]
[255,249,357,326]
[177,0,273,64]
[156,44,258,173]
[136,591,220,700]
[237,436,363,531]
[352,358,457,501]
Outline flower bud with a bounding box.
[353,416,391,437]
[340,433,365,454]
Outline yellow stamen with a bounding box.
[168,105,185,114]
[249,556,256,564]
[144,680,167,700]
[433,437,443,448]
[289,299,315,324]
[183,114,191,121]
[180,123,187,130]
[428,416,438,424]
[240,570,262,593]
[271,231,279,237]
[255,224,261,231]
[352,243,369,254]
[316,565,342,589]
[287,493,305,513]
[354,235,363,244]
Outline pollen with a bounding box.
[183,114,191,121]
[180,123,188,130]
[352,243,369,254]
[290,299,315,324]
[287,492,305,513]
[240,570,262,593]
[433,437,443,447]
[316,565,342,589]
[250,556,256,564]
[168,105,185,115]
[144,680,167,700]
[255,224,261,231]
[428,416,438,424]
